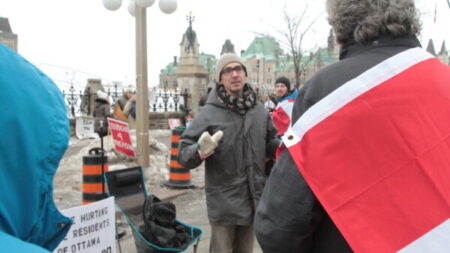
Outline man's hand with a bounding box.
[197,130,223,160]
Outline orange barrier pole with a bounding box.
[165,128,194,189]
[82,148,108,205]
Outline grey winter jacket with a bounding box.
[178,85,279,225]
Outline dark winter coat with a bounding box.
[93,99,111,137]
[254,36,422,253]
[178,85,279,226]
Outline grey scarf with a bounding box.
[216,83,257,115]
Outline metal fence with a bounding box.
[62,84,188,118]
[62,84,275,118]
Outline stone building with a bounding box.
[437,42,449,65]
[426,39,449,65]
[80,78,105,116]
[0,17,18,52]
[160,24,450,108]
[159,15,217,114]
[241,36,283,90]
[221,39,235,55]
[160,29,339,106]
[241,30,339,90]
[175,16,209,114]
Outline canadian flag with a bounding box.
[271,98,295,136]
[283,48,450,252]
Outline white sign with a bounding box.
[75,117,98,139]
[53,197,116,253]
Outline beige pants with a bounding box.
[209,224,255,253]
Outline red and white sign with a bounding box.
[168,118,182,129]
[107,118,135,157]
[283,48,450,252]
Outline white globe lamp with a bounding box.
[103,0,122,11]
[136,0,155,8]
[128,0,136,16]
[159,0,177,14]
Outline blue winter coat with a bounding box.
[0,44,72,252]
[278,88,298,103]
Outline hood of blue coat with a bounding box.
[0,44,72,250]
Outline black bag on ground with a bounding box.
[141,195,192,250]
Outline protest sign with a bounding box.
[75,117,98,139]
[107,118,135,157]
[53,197,116,253]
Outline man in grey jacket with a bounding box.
[178,53,279,253]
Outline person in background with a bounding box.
[177,53,279,253]
[93,90,112,137]
[114,88,134,122]
[255,0,450,252]
[123,94,137,129]
[261,94,276,112]
[270,76,298,138]
[198,85,213,108]
[274,76,297,103]
[0,44,72,252]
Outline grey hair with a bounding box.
[326,0,421,45]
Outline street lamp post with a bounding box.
[135,4,149,167]
[103,0,177,169]
[256,59,260,92]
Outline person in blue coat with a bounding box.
[270,77,299,138]
[273,76,298,104]
[0,44,72,252]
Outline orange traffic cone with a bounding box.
[82,148,108,205]
[165,128,195,189]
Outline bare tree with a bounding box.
[275,3,323,88]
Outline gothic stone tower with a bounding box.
[175,13,208,115]
[0,17,18,52]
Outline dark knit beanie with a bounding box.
[274,76,291,92]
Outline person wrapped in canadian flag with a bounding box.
[254,0,450,252]
[270,76,299,138]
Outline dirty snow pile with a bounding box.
[53,129,172,210]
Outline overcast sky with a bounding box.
[0,0,448,90]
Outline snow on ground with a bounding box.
[54,129,173,210]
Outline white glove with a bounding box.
[197,130,223,159]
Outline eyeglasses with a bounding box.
[222,65,243,76]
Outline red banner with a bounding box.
[107,118,135,157]
[271,98,295,136]
[283,48,450,252]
